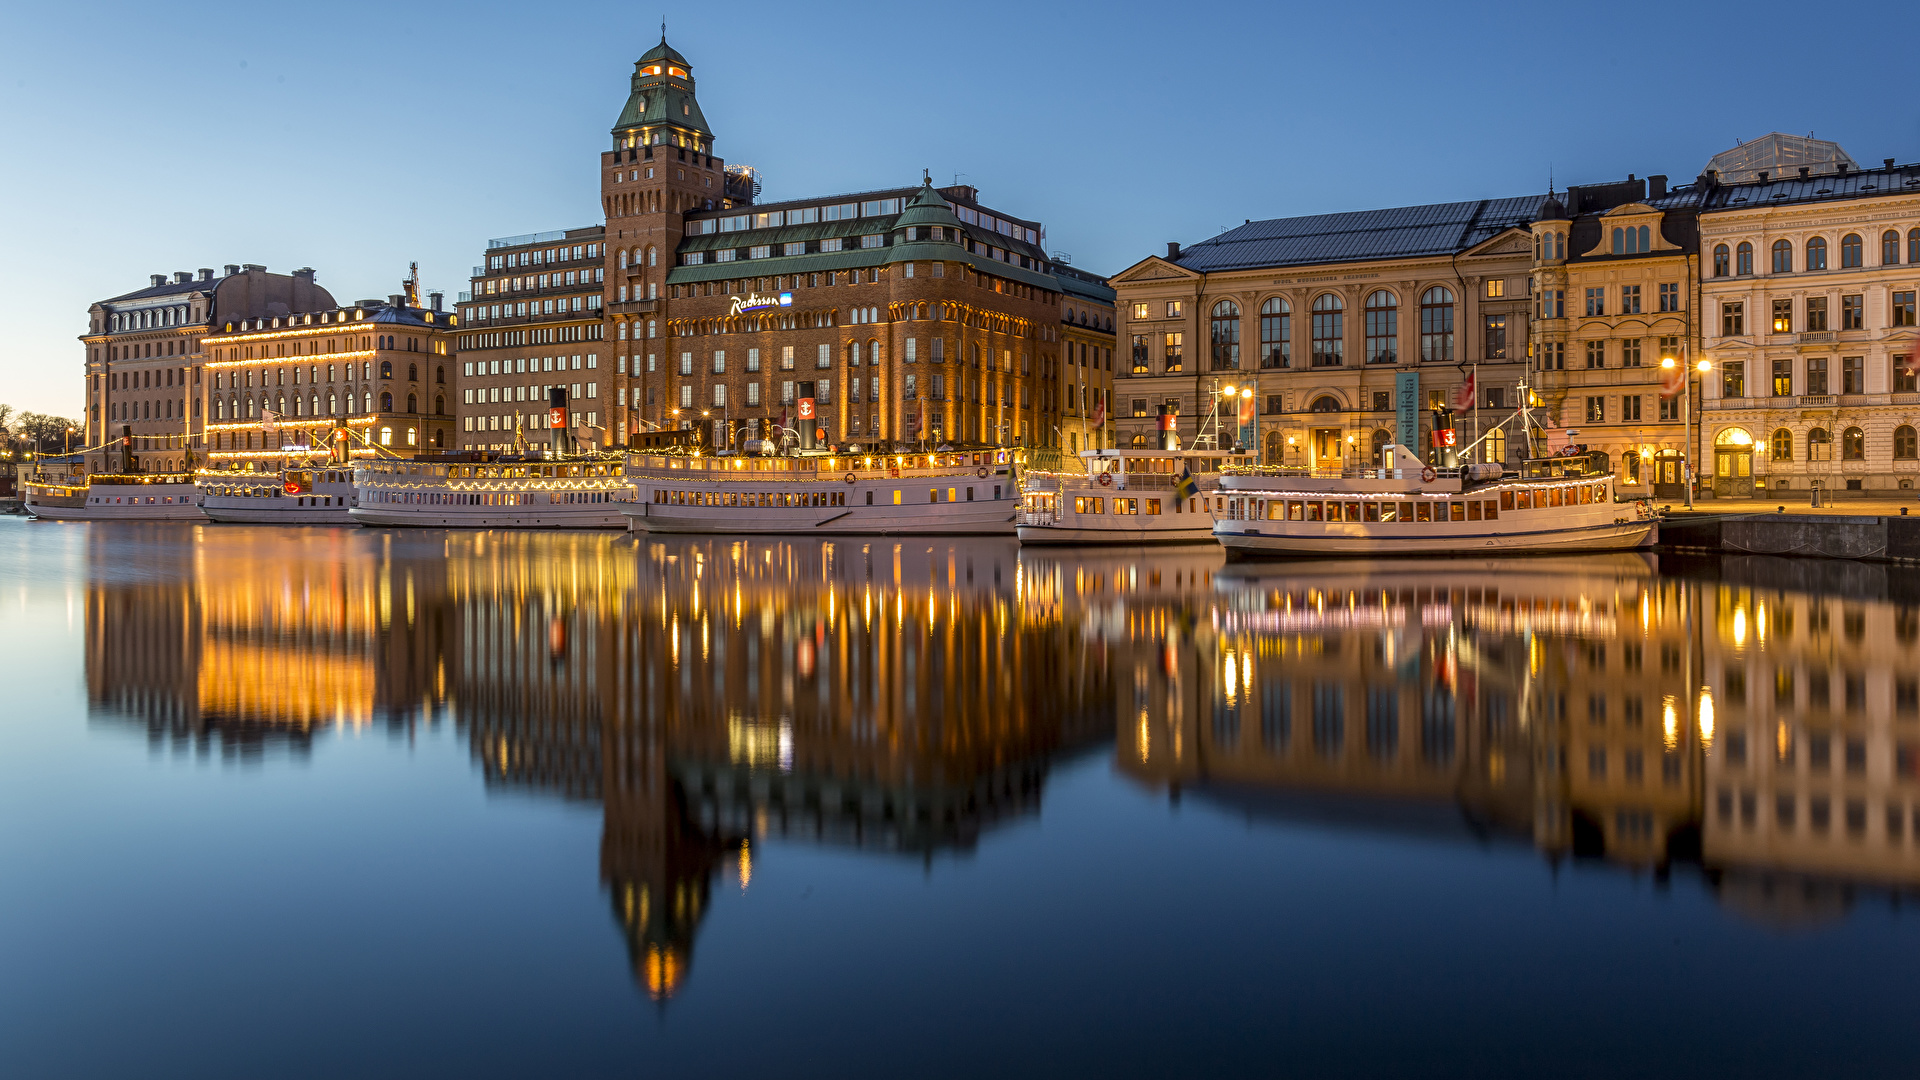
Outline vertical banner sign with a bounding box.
[1395,372,1420,450]
[1236,393,1256,450]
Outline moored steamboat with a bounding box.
[1214,444,1657,558]
[24,469,204,521]
[1017,447,1247,545]
[349,453,635,528]
[199,467,358,524]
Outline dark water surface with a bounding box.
[4,518,1919,1078]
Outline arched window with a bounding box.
[407,363,418,382]
[1843,427,1866,460]
[1841,234,1863,268]
[1130,433,1148,448]
[379,360,393,379]
[436,365,445,384]
[1771,429,1793,461]
[618,249,628,269]
[1419,287,1454,363]
[1713,244,1730,277]
[406,393,418,414]
[1364,290,1398,364]
[1896,426,1918,460]
[1483,428,1506,464]
[846,341,860,366]
[1736,241,1754,275]
[1310,294,1344,367]
[327,393,336,415]
[378,426,392,446]
[217,398,228,419]
[1771,239,1793,273]
[1612,227,1624,254]
[380,391,394,412]
[1806,236,1828,270]
[1259,298,1290,369]
[435,395,446,415]
[1886,230,1903,265]
[1209,300,1240,370]
[1808,427,1831,461]
[867,338,880,366]
[246,397,256,418]
[1911,228,1920,265]
[1309,395,1342,413]
[647,246,657,267]
[1372,429,1392,462]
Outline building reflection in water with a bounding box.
[83,529,1920,1004]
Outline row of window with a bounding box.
[1757,426,1920,462]
[463,354,597,377]
[111,305,192,333]
[1549,282,1684,318]
[1718,293,1916,335]
[463,411,598,431]
[464,295,602,321]
[1127,289,1508,372]
[1716,355,1916,397]
[215,361,439,390]
[466,383,597,405]
[1714,789,1920,841]
[1713,230,1920,276]
[1576,395,1682,424]
[1231,483,1607,524]
[214,391,441,419]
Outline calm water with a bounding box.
[4,519,1920,1078]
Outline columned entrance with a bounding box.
[1713,427,1754,498]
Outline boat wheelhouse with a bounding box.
[199,467,357,524]
[24,472,205,521]
[1213,445,1657,558]
[349,454,635,528]
[1017,448,1248,545]
[621,449,1019,535]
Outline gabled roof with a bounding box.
[1703,160,1920,212]
[1170,195,1549,273]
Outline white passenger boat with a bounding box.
[1017,448,1248,545]
[621,449,1019,535]
[1214,444,1657,558]
[199,467,358,524]
[24,472,205,521]
[349,454,635,528]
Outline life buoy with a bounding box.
[976,467,989,478]
[1097,472,1113,487]
[1420,466,1437,483]
[844,473,856,484]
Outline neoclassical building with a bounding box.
[1696,153,1920,498]
[1108,198,1544,468]
[1527,175,1703,497]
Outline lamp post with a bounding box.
[1661,356,1713,509]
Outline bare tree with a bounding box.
[15,412,80,453]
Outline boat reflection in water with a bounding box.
[81,527,1920,1010]
[84,526,1113,1000]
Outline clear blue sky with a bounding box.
[2,0,1914,416]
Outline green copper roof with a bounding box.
[612,39,711,137]
[893,182,966,231]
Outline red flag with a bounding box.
[1090,391,1105,430]
[1659,366,1685,398]
[1450,371,1476,412]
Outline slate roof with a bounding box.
[1702,161,1920,211]
[1172,195,1548,273]
[102,279,214,305]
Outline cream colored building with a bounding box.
[1528,175,1701,497]
[1696,152,1920,498]
[1109,199,1542,469]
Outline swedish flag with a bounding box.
[1176,463,1199,503]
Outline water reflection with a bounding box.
[81,528,1920,1009]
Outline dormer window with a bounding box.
[1612,225,1651,254]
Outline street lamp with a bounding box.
[1662,355,1713,509]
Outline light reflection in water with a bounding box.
[80,530,1920,1003]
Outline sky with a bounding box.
[1,0,1915,417]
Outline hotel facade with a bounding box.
[455,38,1092,453]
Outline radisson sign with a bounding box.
[728,292,793,316]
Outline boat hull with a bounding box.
[624,501,1015,535]
[25,483,204,522]
[1216,518,1657,558]
[203,504,354,524]
[1016,523,1215,545]
[349,505,628,529]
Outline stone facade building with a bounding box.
[199,278,460,470]
[1696,155,1920,498]
[455,36,1079,453]
[80,264,336,475]
[1054,264,1116,453]
[1528,175,1702,497]
[1108,200,1543,468]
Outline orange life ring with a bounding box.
[1420,466,1437,483]
[1097,472,1113,487]
[844,472,856,484]
[283,481,300,495]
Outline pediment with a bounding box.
[1110,255,1201,284]
[1460,227,1534,259]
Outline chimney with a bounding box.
[389,294,406,307]
[150,274,166,287]
[223,264,240,276]
[1167,241,1181,260]
[242,263,266,273]
[1758,171,1769,182]
[1799,166,1810,178]
[173,271,191,284]
[1649,175,1668,199]
[1886,158,1897,169]
[1837,162,1850,176]
[292,267,315,280]
[429,291,444,311]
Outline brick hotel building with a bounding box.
[455,37,1091,452]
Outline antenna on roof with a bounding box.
[660,18,666,42]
